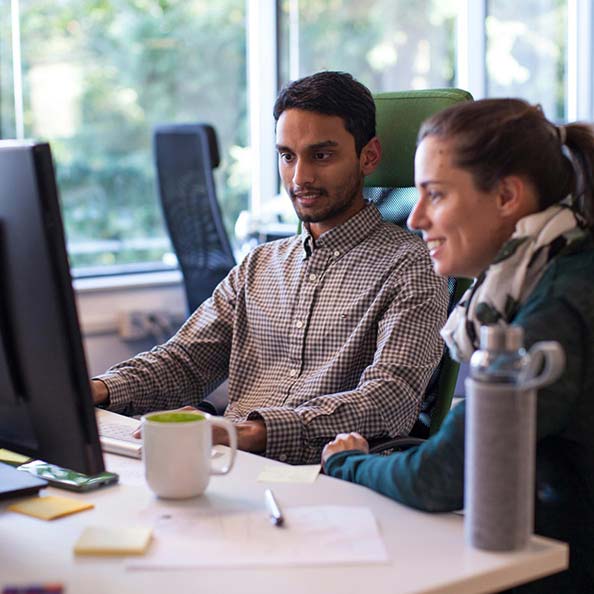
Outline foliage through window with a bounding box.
[486,0,567,121]
[0,1,580,277]
[2,0,248,275]
[278,0,458,93]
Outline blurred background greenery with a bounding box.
[0,0,568,274]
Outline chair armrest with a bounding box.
[368,436,425,454]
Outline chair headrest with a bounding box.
[153,123,221,169]
[365,88,473,189]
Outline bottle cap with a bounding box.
[479,325,524,351]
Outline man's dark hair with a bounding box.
[273,71,376,155]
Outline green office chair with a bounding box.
[363,88,473,449]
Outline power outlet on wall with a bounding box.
[117,310,186,341]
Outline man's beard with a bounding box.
[290,172,363,223]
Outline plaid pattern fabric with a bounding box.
[100,204,448,464]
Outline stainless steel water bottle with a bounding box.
[469,325,529,384]
[465,325,565,551]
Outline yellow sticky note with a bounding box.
[8,495,94,520]
[257,464,321,484]
[0,448,32,465]
[74,526,153,556]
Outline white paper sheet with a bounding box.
[128,505,388,570]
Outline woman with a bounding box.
[322,98,594,593]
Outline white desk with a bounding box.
[1,450,567,594]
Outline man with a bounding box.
[92,71,448,464]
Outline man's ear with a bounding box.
[496,176,525,217]
[360,137,382,176]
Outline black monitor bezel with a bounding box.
[0,141,104,475]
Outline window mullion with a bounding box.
[10,0,24,138]
[247,0,279,218]
[567,0,593,121]
[456,0,487,99]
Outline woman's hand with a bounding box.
[322,432,369,466]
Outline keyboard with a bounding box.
[95,409,142,459]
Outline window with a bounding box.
[2,1,591,280]
[278,0,459,92]
[3,0,248,276]
[485,0,567,120]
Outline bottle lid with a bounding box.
[479,325,524,351]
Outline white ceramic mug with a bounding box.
[141,410,237,499]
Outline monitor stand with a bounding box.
[0,462,47,500]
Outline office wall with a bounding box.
[83,332,156,379]
[77,280,186,377]
[78,280,229,411]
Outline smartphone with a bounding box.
[18,460,119,492]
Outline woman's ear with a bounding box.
[496,176,530,218]
[360,137,382,176]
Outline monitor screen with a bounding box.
[0,140,104,477]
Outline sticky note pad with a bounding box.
[257,464,321,484]
[74,526,152,556]
[0,448,32,466]
[8,495,94,520]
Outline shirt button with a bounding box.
[333,250,340,257]
[309,273,317,282]
[279,454,287,462]
[295,320,303,328]
[289,369,297,377]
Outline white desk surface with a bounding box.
[1,449,568,594]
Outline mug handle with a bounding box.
[209,417,237,476]
[523,341,566,390]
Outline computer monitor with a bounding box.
[0,140,104,484]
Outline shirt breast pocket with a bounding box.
[316,298,375,354]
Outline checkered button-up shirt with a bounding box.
[100,204,448,464]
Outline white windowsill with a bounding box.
[74,269,183,293]
[74,270,187,337]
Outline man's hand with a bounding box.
[91,379,109,405]
[322,432,369,466]
[132,406,268,453]
[213,420,267,454]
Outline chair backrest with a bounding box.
[364,88,473,436]
[153,123,236,314]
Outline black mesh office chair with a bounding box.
[363,89,473,446]
[153,123,236,314]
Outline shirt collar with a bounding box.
[300,202,383,259]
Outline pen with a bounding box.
[264,488,284,527]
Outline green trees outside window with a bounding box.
[4,0,248,273]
